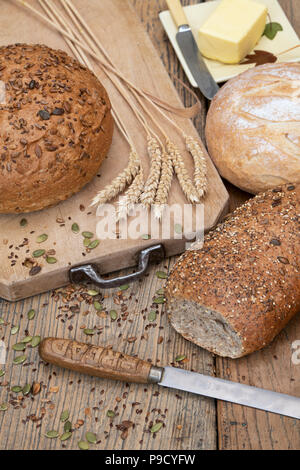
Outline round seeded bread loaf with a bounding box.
[205,62,300,194]
[0,43,113,213]
[166,183,300,358]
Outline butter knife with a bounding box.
[166,0,219,99]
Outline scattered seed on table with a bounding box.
[60,410,70,422]
[12,342,26,351]
[119,284,129,291]
[64,421,72,433]
[153,296,166,304]
[0,370,5,377]
[86,432,97,444]
[83,238,90,247]
[82,232,93,239]
[156,271,167,279]
[11,385,22,393]
[175,355,186,362]
[109,310,117,321]
[156,288,164,296]
[27,309,36,320]
[31,336,41,348]
[36,234,48,243]
[88,240,100,250]
[87,290,99,296]
[141,234,151,240]
[60,432,72,442]
[78,441,89,450]
[0,404,8,411]
[46,257,57,264]
[11,325,19,335]
[20,218,28,227]
[148,311,157,322]
[22,336,33,343]
[71,223,80,234]
[22,384,31,396]
[0,318,4,325]
[83,329,95,336]
[93,301,102,311]
[13,355,27,365]
[107,410,115,418]
[150,422,163,433]
[33,249,46,258]
[45,430,59,439]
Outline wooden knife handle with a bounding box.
[166,0,188,28]
[39,338,163,384]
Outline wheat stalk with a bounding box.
[117,168,145,220]
[139,136,162,208]
[166,139,199,204]
[91,149,140,206]
[185,136,207,198]
[154,150,173,219]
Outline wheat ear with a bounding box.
[117,168,145,220]
[153,150,173,219]
[185,136,207,198]
[166,139,199,204]
[139,136,162,208]
[91,149,140,206]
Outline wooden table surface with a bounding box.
[0,0,299,451]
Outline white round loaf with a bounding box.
[205,62,300,194]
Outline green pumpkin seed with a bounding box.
[87,290,99,296]
[0,403,8,411]
[148,310,157,322]
[150,422,163,433]
[13,355,27,365]
[64,421,72,433]
[36,234,48,243]
[83,329,95,336]
[22,336,33,343]
[20,218,28,227]
[82,231,93,239]
[60,410,69,422]
[86,432,97,444]
[27,309,36,320]
[60,432,72,442]
[88,240,100,250]
[0,318,5,325]
[46,257,57,264]
[71,223,80,234]
[33,249,45,258]
[119,284,129,291]
[22,384,31,396]
[31,336,41,348]
[156,271,167,279]
[175,354,186,362]
[11,325,19,335]
[83,238,90,247]
[11,385,22,393]
[45,430,59,439]
[153,296,166,304]
[0,370,5,378]
[141,234,151,240]
[12,342,26,351]
[78,440,89,450]
[156,288,164,296]
[106,410,115,418]
[93,301,102,311]
[109,310,117,321]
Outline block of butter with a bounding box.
[198,0,268,64]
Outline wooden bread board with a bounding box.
[0,0,228,301]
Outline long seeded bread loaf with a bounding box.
[165,184,300,358]
[0,44,113,213]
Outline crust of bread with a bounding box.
[165,183,300,358]
[205,62,300,194]
[0,44,113,213]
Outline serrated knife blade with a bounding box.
[159,367,300,419]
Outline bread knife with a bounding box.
[166,0,219,99]
[39,338,300,420]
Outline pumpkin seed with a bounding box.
[20,218,28,227]
[60,410,69,422]
[83,238,90,247]
[150,422,163,433]
[33,249,45,258]
[11,385,22,393]
[60,432,72,442]
[71,223,80,233]
[141,234,151,240]
[22,384,31,396]
[36,234,48,243]
[88,240,100,250]
[31,336,41,348]
[82,231,93,239]
[156,288,164,296]
[27,309,36,320]
[83,329,95,336]
[0,370,5,378]
[148,310,157,322]
[86,432,97,444]
[156,271,167,279]
[0,318,4,325]
[109,310,117,321]
[0,403,8,411]
[13,355,27,365]
[87,290,99,296]
[78,440,89,450]
[153,296,166,304]
[93,301,102,311]
[64,421,72,433]
[119,284,129,291]
[12,342,26,351]
[107,410,115,418]
[45,430,59,439]
[11,325,19,335]
[46,257,57,264]
[22,336,33,343]
[175,354,186,362]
